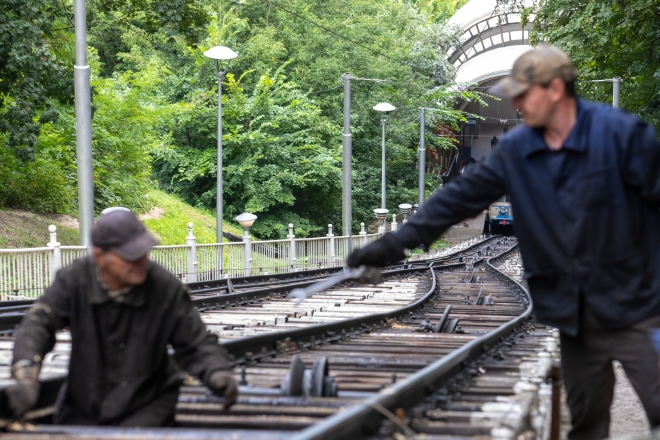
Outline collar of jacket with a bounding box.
[88,258,148,308]
[522,98,591,157]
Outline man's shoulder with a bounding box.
[146,260,187,295]
[55,255,94,280]
[495,125,535,155]
[581,98,639,127]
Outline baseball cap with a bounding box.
[489,44,578,99]
[91,209,158,261]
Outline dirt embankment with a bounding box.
[0,210,80,248]
[0,207,167,249]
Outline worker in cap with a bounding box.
[348,44,660,439]
[4,209,237,426]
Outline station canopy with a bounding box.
[448,0,534,86]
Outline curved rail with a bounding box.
[291,244,530,439]
[0,236,504,333]
[0,237,515,420]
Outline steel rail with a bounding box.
[0,238,515,422]
[291,244,530,440]
[0,236,503,332]
[220,239,516,363]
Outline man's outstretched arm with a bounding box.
[348,150,507,268]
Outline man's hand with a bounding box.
[346,233,407,268]
[207,370,238,410]
[6,379,40,418]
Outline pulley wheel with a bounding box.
[280,355,306,396]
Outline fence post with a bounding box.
[47,225,62,283]
[327,224,335,267]
[243,234,253,277]
[186,222,197,283]
[288,223,296,271]
[391,214,398,232]
[359,222,367,249]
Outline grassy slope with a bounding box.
[0,211,80,248]
[141,189,245,245]
[0,189,450,249]
[0,189,247,248]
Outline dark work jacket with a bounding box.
[12,257,232,424]
[396,99,660,336]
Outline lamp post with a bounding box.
[374,208,389,234]
[73,0,94,251]
[235,212,257,276]
[613,77,621,108]
[204,45,238,273]
[399,203,412,224]
[373,102,395,209]
[418,107,425,208]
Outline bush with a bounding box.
[0,144,73,213]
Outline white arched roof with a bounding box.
[448,0,534,30]
[455,45,532,84]
[448,0,498,29]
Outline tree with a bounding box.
[152,64,342,238]
[0,0,72,160]
[505,0,660,129]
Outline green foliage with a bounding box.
[0,138,73,212]
[416,0,470,22]
[0,0,72,159]
[506,0,660,129]
[142,189,245,245]
[1,0,481,243]
[152,65,342,239]
[37,60,169,214]
[203,0,478,234]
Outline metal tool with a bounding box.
[287,266,383,304]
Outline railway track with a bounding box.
[0,236,504,385]
[0,235,543,439]
[0,236,498,336]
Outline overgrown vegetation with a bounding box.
[4,0,657,243]
[1,0,484,239]
[143,189,245,244]
[502,0,660,130]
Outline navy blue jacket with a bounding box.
[396,99,660,336]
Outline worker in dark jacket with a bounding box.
[4,209,237,426]
[348,45,660,439]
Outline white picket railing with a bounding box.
[0,222,382,299]
[0,248,52,300]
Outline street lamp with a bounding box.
[204,45,238,243]
[235,212,257,276]
[235,212,257,237]
[373,102,396,209]
[398,203,412,223]
[204,45,237,278]
[374,208,389,234]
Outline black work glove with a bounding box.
[6,379,40,418]
[207,370,238,410]
[346,232,407,268]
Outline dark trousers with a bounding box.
[560,308,660,440]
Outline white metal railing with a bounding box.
[0,247,52,300]
[61,246,87,267]
[252,239,290,275]
[149,245,189,279]
[0,221,383,298]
